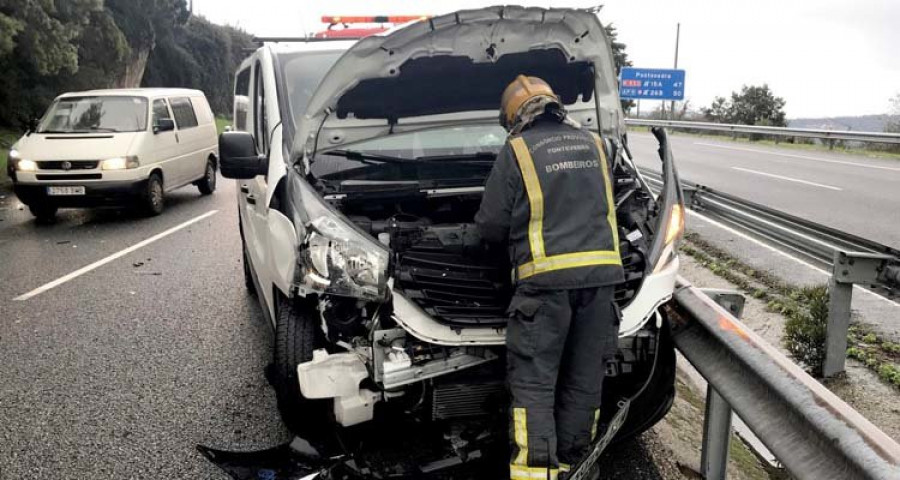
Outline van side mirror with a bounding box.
[25,117,39,135]
[219,131,267,179]
[153,118,175,134]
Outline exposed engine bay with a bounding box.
[330,154,659,327]
[298,153,665,427]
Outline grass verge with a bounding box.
[673,377,788,479]
[215,116,231,135]
[680,233,900,387]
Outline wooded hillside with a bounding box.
[0,0,253,129]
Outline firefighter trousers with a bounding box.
[507,286,620,479]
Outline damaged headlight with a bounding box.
[647,127,685,273]
[297,181,389,301]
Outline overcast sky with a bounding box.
[193,0,900,119]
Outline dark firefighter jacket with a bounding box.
[475,118,625,290]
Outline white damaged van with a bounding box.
[9,88,219,220]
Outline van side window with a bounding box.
[235,67,250,131]
[152,99,172,127]
[170,97,199,129]
[253,61,268,154]
[190,97,213,125]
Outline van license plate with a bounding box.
[47,186,85,196]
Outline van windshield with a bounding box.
[277,50,344,131]
[37,96,149,133]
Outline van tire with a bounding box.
[197,160,217,195]
[29,204,58,222]
[273,295,330,434]
[242,243,256,295]
[142,173,165,216]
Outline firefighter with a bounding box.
[475,75,625,479]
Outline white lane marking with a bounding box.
[731,167,843,191]
[14,210,219,301]
[688,210,900,309]
[695,142,900,172]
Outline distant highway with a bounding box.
[627,132,900,248]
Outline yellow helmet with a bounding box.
[500,75,558,128]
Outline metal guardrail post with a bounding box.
[824,251,896,377]
[883,265,900,288]
[824,273,854,377]
[701,387,733,480]
[698,289,744,480]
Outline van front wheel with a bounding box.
[142,174,165,216]
[29,204,58,223]
[197,160,216,195]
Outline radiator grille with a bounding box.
[38,161,99,170]
[432,381,506,420]
[397,250,510,327]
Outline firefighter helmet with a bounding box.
[500,75,558,129]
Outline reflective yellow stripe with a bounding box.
[513,407,529,466]
[510,465,559,480]
[591,408,601,441]
[559,463,571,473]
[510,137,546,260]
[517,250,622,280]
[592,133,620,256]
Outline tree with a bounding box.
[584,6,633,112]
[0,0,102,76]
[105,0,190,87]
[142,16,254,115]
[702,96,730,123]
[886,93,900,133]
[0,0,108,126]
[702,84,787,126]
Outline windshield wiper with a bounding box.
[37,129,117,134]
[415,151,497,163]
[321,149,414,165]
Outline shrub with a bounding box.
[783,286,829,377]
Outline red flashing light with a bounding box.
[313,27,388,39]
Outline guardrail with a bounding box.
[639,170,900,271]
[625,119,900,145]
[640,168,900,377]
[670,278,900,480]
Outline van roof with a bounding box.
[265,40,356,54]
[58,88,205,99]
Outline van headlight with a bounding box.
[301,216,389,301]
[100,156,139,170]
[664,203,685,245]
[16,159,37,172]
[652,202,685,273]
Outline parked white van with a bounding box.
[9,88,219,220]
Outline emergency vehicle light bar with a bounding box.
[322,15,428,25]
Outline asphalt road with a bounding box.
[0,181,291,478]
[627,132,900,248]
[0,179,672,479]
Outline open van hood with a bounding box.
[293,6,624,165]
